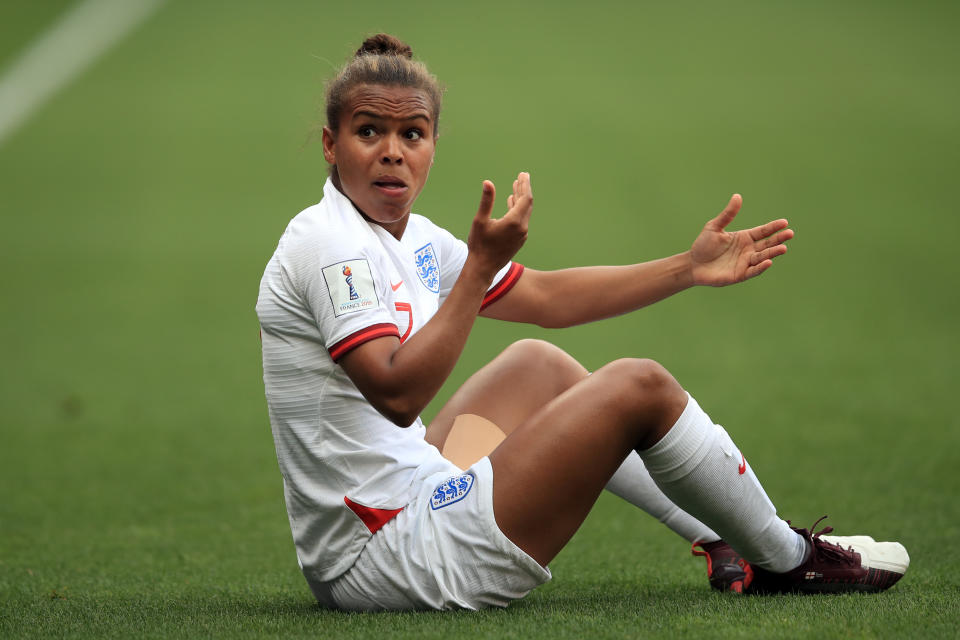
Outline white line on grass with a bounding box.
[0,0,167,148]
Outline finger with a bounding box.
[508,194,515,209]
[749,218,792,242]
[521,171,531,198]
[509,171,525,198]
[708,194,741,231]
[515,171,531,201]
[749,244,787,266]
[511,173,533,222]
[744,259,774,280]
[755,228,794,251]
[475,180,496,221]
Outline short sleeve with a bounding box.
[294,238,399,363]
[480,262,524,311]
[318,256,400,362]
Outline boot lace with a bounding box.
[800,516,859,566]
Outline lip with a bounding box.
[372,176,409,198]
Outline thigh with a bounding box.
[425,339,588,450]
[489,358,689,567]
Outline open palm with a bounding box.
[690,194,794,287]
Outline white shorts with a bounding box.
[309,456,551,611]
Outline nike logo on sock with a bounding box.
[738,454,747,475]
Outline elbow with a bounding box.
[535,317,570,329]
[376,397,422,428]
[356,373,425,427]
[386,410,420,428]
[534,313,578,329]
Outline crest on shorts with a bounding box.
[414,243,440,293]
[430,472,475,510]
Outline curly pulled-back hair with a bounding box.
[325,34,443,135]
[354,33,413,58]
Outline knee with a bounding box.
[500,339,587,386]
[601,358,686,410]
[501,339,567,365]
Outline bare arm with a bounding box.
[340,174,533,426]
[481,194,794,328]
[480,255,693,328]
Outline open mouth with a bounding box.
[373,176,408,191]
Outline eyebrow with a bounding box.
[352,110,430,123]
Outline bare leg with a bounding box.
[427,340,717,545]
[427,343,811,572]
[488,358,687,565]
[476,354,807,573]
[425,339,588,450]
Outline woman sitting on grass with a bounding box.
[256,33,908,611]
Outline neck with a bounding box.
[368,215,409,241]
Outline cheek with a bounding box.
[412,149,435,178]
[337,150,370,178]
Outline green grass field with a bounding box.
[1,1,958,637]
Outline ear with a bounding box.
[321,126,336,165]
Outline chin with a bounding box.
[367,206,409,225]
[380,200,414,218]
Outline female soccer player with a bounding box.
[256,34,908,610]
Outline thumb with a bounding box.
[709,193,742,231]
[475,180,496,222]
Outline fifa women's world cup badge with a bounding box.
[342,265,359,300]
[414,243,440,293]
[322,259,378,316]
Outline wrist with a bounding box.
[677,250,697,289]
[462,253,501,286]
[454,255,498,306]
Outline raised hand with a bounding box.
[467,172,533,278]
[690,194,794,287]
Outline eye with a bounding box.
[405,128,423,141]
[358,125,376,138]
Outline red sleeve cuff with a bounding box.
[329,323,400,362]
[480,262,524,312]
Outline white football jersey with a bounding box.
[257,179,523,583]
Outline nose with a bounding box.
[380,135,403,165]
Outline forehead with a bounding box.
[345,85,433,122]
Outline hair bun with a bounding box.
[355,33,413,59]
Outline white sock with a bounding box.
[637,394,808,573]
[606,452,720,544]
